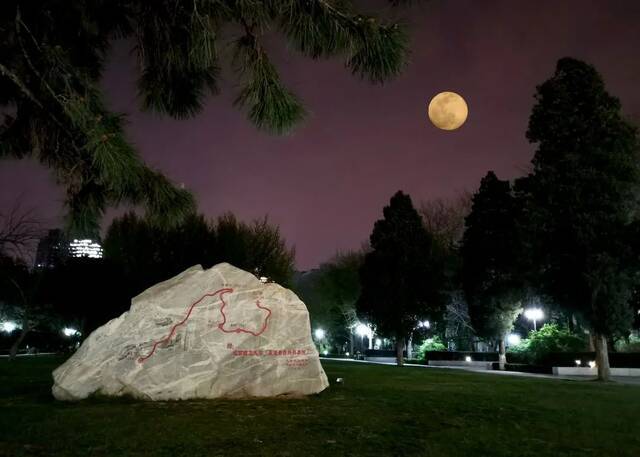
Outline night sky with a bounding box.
[2,0,640,269]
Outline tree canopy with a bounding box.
[357,191,445,365]
[293,250,363,354]
[1,0,410,235]
[104,211,295,297]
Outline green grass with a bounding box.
[1,357,639,457]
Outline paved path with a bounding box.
[321,357,640,386]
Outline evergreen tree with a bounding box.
[0,1,410,235]
[461,171,523,368]
[357,191,445,366]
[522,58,640,380]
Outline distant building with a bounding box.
[69,238,103,259]
[35,230,103,268]
[34,229,69,268]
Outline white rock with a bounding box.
[52,263,329,400]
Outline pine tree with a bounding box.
[0,1,411,235]
[357,191,445,366]
[522,58,640,380]
[461,171,523,368]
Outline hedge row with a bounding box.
[525,351,640,368]
[424,350,640,367]
[425,351,499,362]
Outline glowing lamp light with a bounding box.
[524,307,544,330]
[1,321,18,333]
[62,327,80,337]
[345,352,350,357]
[465,356,472,362]
[507,334,521,346]
[575,359,581,367]
[323,350,328,356]
[314,328,326,340]
[589,361,596,369]
[355,323,372,338]
[259,276,268,283]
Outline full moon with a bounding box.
[428,91,468,130]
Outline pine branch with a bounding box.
[0,62,43,110]
[233,31,305,134]
[278,1,409,84]
[59,79,196,232]
[134,168,196,228]
[277,0,353,57]
[135,1,221,118]
[346,20,409,83]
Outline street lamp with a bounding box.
[62,327,80,337]
[355,323,373,349]
[314,328,325,340]
[524,308,544,331]
[1,321,18,333]
[355,323,370,337]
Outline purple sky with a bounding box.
[2,0,640,269]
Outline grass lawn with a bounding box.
[1,357,639,457]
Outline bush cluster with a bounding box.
[508,324,587,364]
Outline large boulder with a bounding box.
[52,263,329,400]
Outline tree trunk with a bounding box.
[588,332,596,352]
[498,338,506,370]
[395,337,405,366]
[9,327,30,361]
[406,333,413,359]
[594,333,611,381]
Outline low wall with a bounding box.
[365,356,397,364]
[428,360,493,370]
[553,366,640,377]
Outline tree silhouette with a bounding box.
[521,58,640,380]
[357,191,444,365]
[462,171,523,368]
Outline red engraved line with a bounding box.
[137,288,232,363]
[137,287,272,363]
[217,294,272,337]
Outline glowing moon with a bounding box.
[428,91,468,130]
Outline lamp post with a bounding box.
[524,308,544,331]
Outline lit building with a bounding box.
[69,239,103,259]
[35,230,103,268]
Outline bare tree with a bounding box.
[444,292,476,351]
[420,193,475,352]
[0,258,56,360]
[0,200,42,259]
[419,192,472,249]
